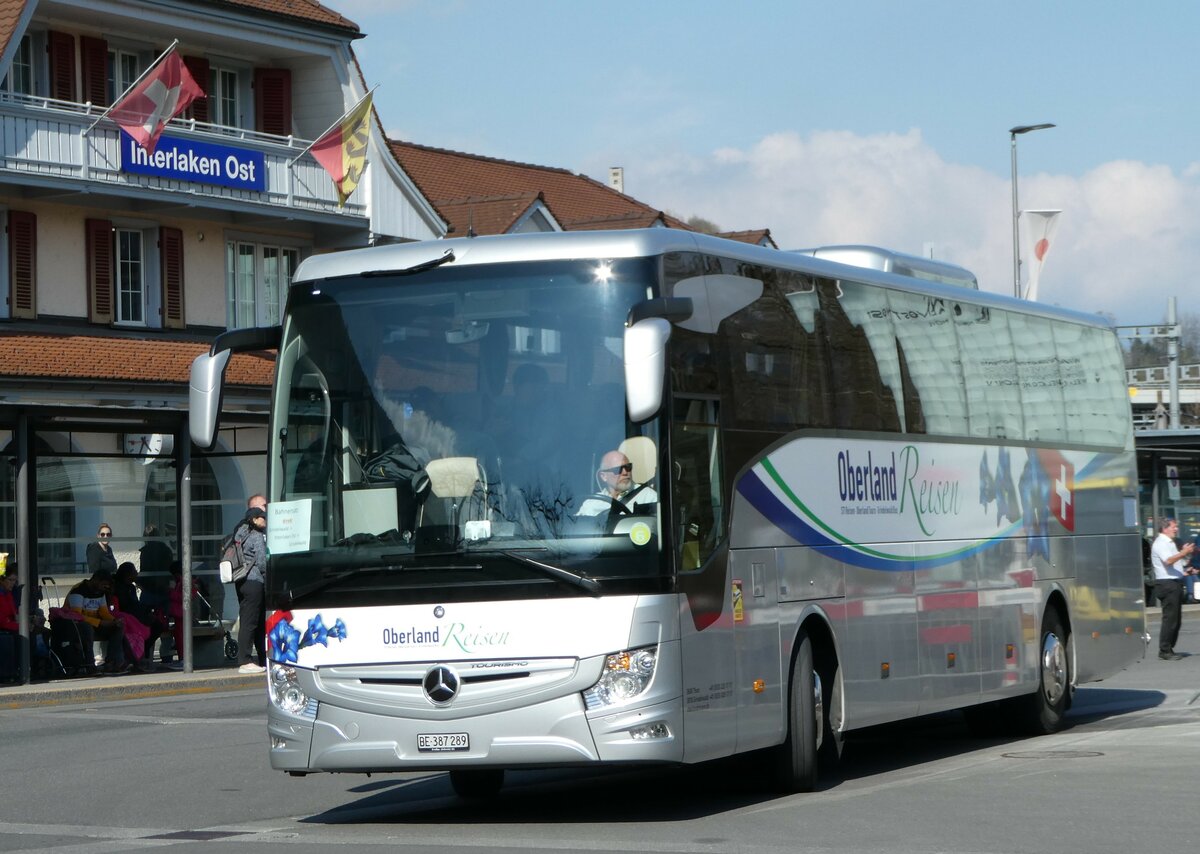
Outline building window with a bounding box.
[210,67,239,128]
[107,49,140,103]
[116,228,144,324]
[226,240,300,328]
[2,35,34,95]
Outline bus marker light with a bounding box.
[630,722,670,740]
[752,679,765,693]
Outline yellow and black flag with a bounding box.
[308,91,374,206]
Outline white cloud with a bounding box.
[599,130,1200,324]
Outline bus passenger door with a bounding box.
[674,397,740,763]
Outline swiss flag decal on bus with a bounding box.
[1040,451,1075,532]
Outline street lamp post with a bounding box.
[1009,123,1055,298]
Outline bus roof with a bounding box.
[291,228,1108,330]
[791,245,978,289]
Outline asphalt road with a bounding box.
[3,618,1200,853]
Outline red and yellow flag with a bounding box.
[310,92,373,206]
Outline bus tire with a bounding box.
[775,630,819,793]
[819,659,843,768]
[449,768,505,799]
[1017,608,1071,735]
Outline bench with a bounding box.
[189,621,234,667]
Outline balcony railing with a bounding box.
[0,92,365,218]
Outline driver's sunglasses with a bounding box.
[600,463,633,475]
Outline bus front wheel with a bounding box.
[775,631,819,792]
[449,769,505,799]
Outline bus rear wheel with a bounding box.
[774,631,819,792]
[449,768,505,799]
[1017,609,1071,734]
[966,610,1071,738]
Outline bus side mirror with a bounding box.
[189,349,232,451]
[624,317,672,422]
[189,325,282,451]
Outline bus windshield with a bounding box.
[266,256,667,607]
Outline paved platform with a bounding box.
[0,663,263,709]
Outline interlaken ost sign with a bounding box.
[119,130,266,192]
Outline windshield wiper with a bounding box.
[475,549,602,596]
[362,249,455,278]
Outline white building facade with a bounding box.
[0,0,445,665]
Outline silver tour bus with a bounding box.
[190,228,1144,797]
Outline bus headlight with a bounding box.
[269,664,316,719]
[582,646,658,710]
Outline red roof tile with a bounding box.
[0,333,272,387]
[388,141,692,235]
[435,192,549,236]
[194,0,358,33]
[0,0,28,62]
[718,229,777,248]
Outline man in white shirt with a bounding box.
[1151,517,1196,660]
[577,450,658,518]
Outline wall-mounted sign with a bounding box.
[120,130,266,191]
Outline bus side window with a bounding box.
[673,398,722,570]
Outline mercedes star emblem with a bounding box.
[423,665,460,704]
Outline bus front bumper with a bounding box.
[268,694,684,773]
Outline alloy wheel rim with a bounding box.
[1040,632,1067,705]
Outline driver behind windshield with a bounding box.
[577,449,658,517]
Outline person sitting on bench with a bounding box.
[65,571,129,675]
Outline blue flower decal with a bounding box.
[269,619,301,663]
[1018,450,1051,560]
[979,450,995,508]
[301,614,330,648]
[268,611,348,663]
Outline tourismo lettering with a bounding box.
[896,445,963,537]
[382,626,439,645]
[837,449,897,502]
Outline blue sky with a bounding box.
[341,1,1200,325]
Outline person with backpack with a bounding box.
[235,504,268,674]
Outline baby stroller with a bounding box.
[193,585,238,662]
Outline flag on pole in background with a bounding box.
[1022,209,1061,301]
[310,92,374,206]
[109,48,204,155]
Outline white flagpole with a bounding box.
[84,38,180,136]
[288,85,378,169]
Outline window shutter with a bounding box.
[182,56,210,122]
[80,35,108,107]
[8,210,37,320]
[47,31,76,102]
[86,218,113,324]
[159,226,185,329]
[253,67,291,136]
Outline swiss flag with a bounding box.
[109,49,203,155]
[1039,450,1075,531]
